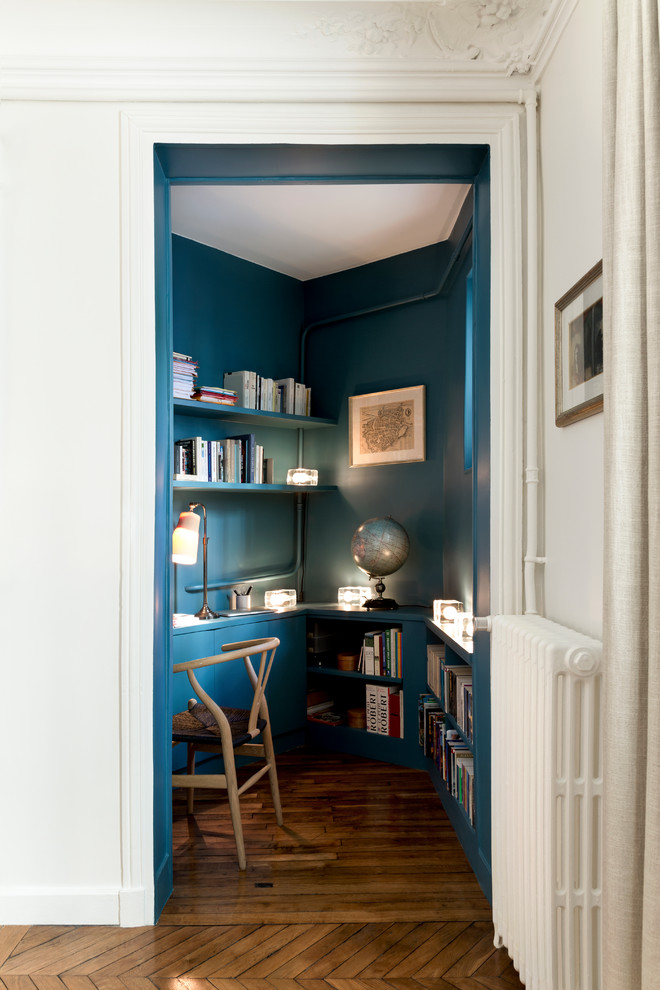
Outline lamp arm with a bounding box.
[188,502,219,620]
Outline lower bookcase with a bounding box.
[304,609,428,770]
[421,617,491,900]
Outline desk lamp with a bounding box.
[172,502,219,620]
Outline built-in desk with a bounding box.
[172,603,432,770]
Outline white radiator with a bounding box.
[491,614,603,990]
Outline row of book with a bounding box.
[359,626,402,678]
[174,433,273,485]
[223,370,312,415]
[366,683,403,738]
[418,696,475,825]
[427,643,473,741]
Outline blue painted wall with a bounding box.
[301,235,473,607]
[171,223,474,613]
[172,236,307,614]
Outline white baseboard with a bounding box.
[0,886,151,927]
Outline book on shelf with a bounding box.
[366,683,403,738]
[222,370,311,416]
[274,377,295,415]
[191,385,238,406]
[307,710,344,726]
[223,370,257,408]
[174,432,269,484]
[361,627,402,678]
[227,433,257,483]
[174,436,204,479]
[173,353,198,399]
[294,381,306,415]
[306,689,334,715]
[365,683,378,733]
[418,693,442,755]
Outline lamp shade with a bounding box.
[172,510,200,565]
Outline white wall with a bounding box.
[0,0,575,926]
[0,101,125,921]
[537,0,604,639]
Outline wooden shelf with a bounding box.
[173,398,336,429]
[173,479,337,493]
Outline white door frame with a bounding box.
[120,98,530,924]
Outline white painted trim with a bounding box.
[119,112,157,926]
[0,888,122,926]
[121,99,529,924]
[1,55,531,104]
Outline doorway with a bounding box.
[153,142,492,919]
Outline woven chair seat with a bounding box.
[172,702,267,748]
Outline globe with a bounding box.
[350,516,410,609]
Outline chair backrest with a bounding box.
[173,637,280,740]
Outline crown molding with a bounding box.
[0,55,537,103]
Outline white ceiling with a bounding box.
[170,182,471,281]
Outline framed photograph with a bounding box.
[349,385,425,467]
[555,261,603,427]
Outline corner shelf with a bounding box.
[307,664,402,685]
[424,618,474,663]
[173,480,337,493]
[174,398,336,429]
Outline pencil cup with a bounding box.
[235,594,251,610]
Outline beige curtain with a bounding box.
[603,2,660,987]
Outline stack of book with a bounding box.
[191,384,238,406]
[223,370,312,415]
[359,627,402,677]
[365,683,403,738]
[173,352,198,398]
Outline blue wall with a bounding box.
[171,225,473,613]
[172,236,308,613]
[302,238,472,606]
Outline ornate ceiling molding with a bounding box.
[308,0,562,75]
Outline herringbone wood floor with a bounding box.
[0,748,524,990]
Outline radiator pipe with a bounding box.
[299,216,473,381]
[523,91,546,615]
[184,495,305,595]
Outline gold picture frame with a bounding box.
[555,261,603,427]
[348,385,425,467]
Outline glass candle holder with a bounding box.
[337,586,371,608]
[433,599,464,624]
[286,467,318,486]
[454,612,474,640]
[264,588,297,609]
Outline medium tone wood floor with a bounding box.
[0,748,524,990]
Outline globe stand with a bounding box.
[363,578,398,610]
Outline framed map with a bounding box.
[348,385,425,467]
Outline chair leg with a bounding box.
[261,723,283,826]
[224,752,247,870]
[186,744,195,814]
